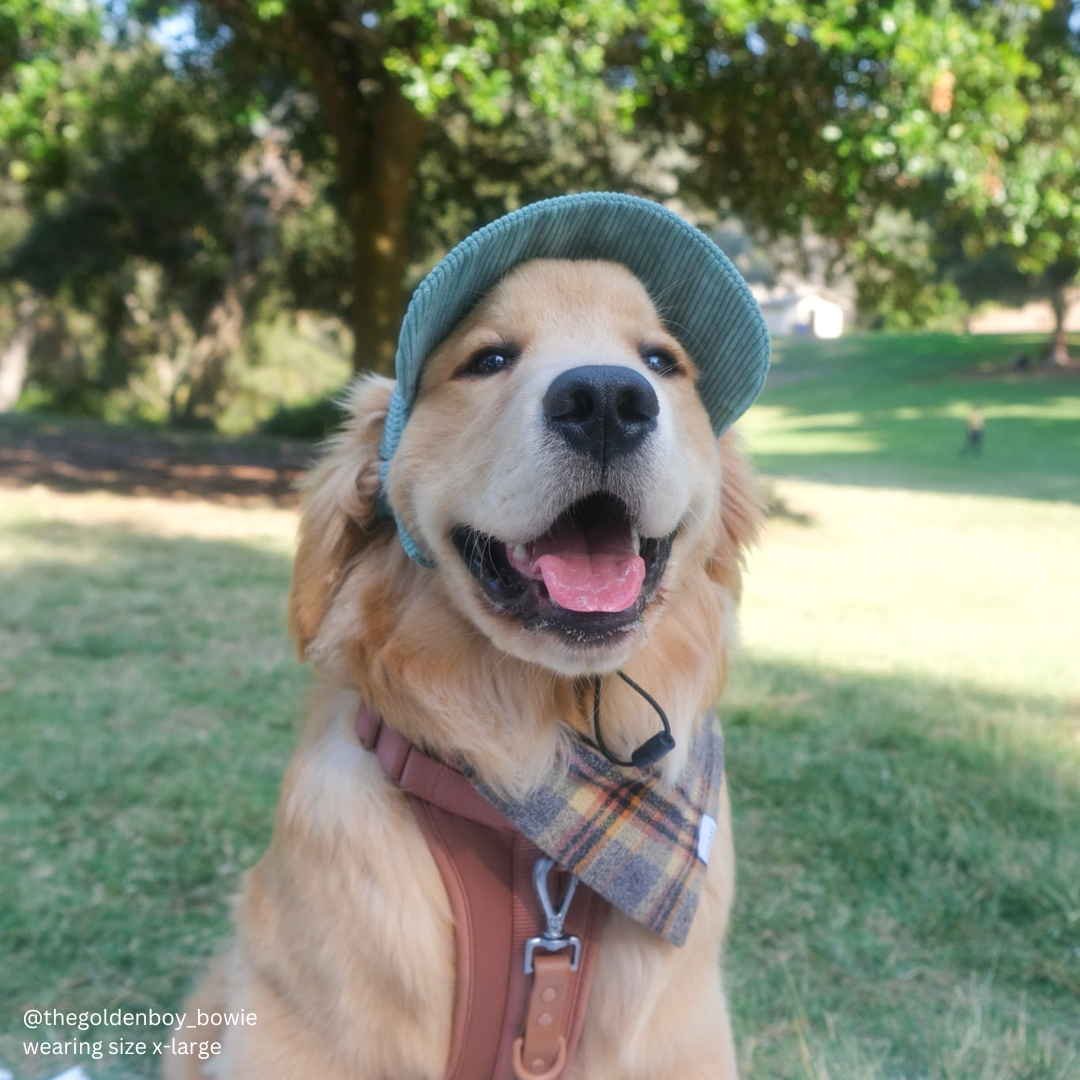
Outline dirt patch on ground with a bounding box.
[0,416,316,506]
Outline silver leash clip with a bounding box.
[524,856,582,974]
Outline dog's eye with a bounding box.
[641,347,681,377]
[459,347,519,377]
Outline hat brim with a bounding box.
[391,192,769,439]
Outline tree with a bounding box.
[968,0,1080,361]
[0,8,318,423]
[647,2,1075,336]
[185,0,1080,373]
[6,0,1077,419]
[169,0,678,372]
[0,0,101,409]
[703,4,1079,351]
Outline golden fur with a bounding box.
[166,259,762,1080]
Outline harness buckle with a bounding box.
[524,856,581,974]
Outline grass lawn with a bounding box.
[2,333,1079,1079]
[741,332,1080,503]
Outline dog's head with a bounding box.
[290,259,760,694]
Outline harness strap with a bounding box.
[356,702,510,831]
[513,953,572,1079]
[355,704,606,1080]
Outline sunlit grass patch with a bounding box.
[724,478,1080,1080]
[739,480,1080,702]
[742,332,1080,502]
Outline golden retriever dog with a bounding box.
[166,257,761,1080]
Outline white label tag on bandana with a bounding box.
[697,813,717,865]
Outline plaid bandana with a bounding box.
[466,714,724,947]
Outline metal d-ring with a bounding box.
[523,856,581,974]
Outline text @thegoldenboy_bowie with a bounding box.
[21,1008,256,1063]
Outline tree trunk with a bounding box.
[1047,284,1072,367]
[178,281,248,425]
[207,2,427,376]
[0,295,39,411]
[343,86,426,375]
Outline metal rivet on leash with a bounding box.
[591,671,675,769]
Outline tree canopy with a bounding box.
[2,0,1078,421]
[192,0,1079,361]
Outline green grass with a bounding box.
[0,495,303,1080]
[726,333,1080,1079]
[741,332,1080,502]
[2,332,1079,1079]
[723,482,1079,1080]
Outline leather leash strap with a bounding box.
[513,953,573,1080]
[355,705,606,1080]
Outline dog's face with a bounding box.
[388,259,722,676]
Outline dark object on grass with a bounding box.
[1012,352,1031,372]
[961,407,984,455]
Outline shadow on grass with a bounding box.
[2,516,1078,1078]
[763,485,816,526]
[724,651,1080,1078]
[0,412,317,507]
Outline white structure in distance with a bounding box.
[751,285,846,340]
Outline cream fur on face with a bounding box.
[388,259,723,677]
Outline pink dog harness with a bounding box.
[355,704,607,1080]
[355,699,724,1078]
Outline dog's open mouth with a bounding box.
[451,493,674,642]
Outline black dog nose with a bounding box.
[543,365,659,467]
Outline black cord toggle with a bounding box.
[591,670,675,769]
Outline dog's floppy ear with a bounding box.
[288,375,395,657]
[706,429,763,596]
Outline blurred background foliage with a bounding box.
[0,0,1078,431]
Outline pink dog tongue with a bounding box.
[532,521,645,613]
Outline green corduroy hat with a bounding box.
[379,192,771,567]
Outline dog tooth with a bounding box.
[631,527,641,553]
[512,543,528,564]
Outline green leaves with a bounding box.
[6,0,1080,405]
[199,0,1080,287]
[0,0,102,188]
[378,0,655,126]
